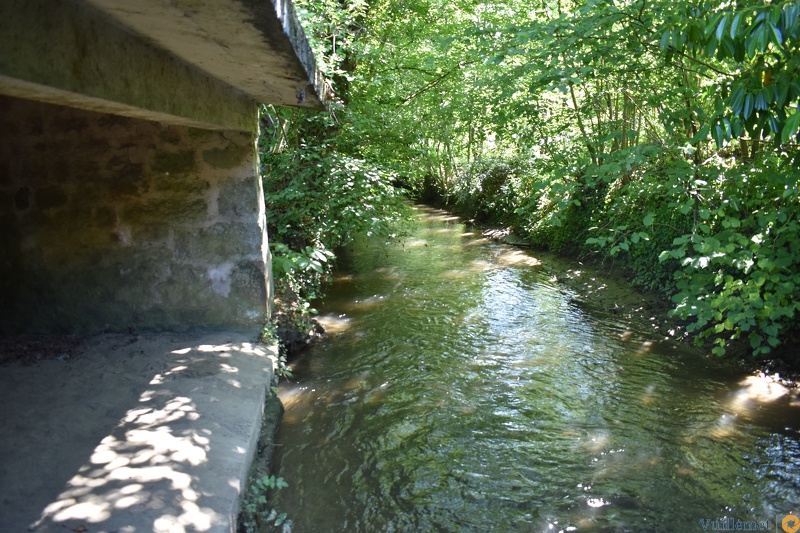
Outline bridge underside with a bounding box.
[0,0,325,334]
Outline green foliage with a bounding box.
[285,0,800,360]
[259,322,294,381]
[660,0,800,146]
[260,107,410,307]
[449,156,527,222]
[659,153,800,356]
[240,475,292,533]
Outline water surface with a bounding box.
[273,206,800,532]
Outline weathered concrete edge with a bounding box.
[238,384,286,530]
[226,342,282,533]
[0,0,258,132]
[262,0,330,106]
[0,75,255,132]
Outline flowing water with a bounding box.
[272,206,800,532]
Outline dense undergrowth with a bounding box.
[258,106,411,354]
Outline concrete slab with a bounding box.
[0,0,327,133]
[0,331,278,533]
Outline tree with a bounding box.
[284,0,800,360]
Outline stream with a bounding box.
[272,205,800,532]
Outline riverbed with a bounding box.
[272,205,800,532]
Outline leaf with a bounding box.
[743,93,754,119]
[713,124,726,147]
[705,34,719,56]
[706,12,725,38]
[745,23,763,58]
[769,22,783,46]
[716,14,729,41]
[643,212,655,226]
[730,12,743,38]
[781,110,800,143]
[691,124,710,143]
[755,91,767,111]
[660,30,671,50]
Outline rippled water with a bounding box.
[272,206,800,532]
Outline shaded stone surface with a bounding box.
[0,96,270,334]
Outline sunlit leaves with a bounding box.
[288,0,800,360]
[782,109,800,143]
[659,154,800,356]
[660,0,800,146]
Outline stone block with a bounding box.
[13,187,30,210]
[169,263,200,285]
[231,260,268,303]
[67,157,102,182]
[131,223,171,244]
[105,158,143,195]
[121,196,207,226]
[186,127,222,143]
[174,222,254,260]
[61,204,98,228]
[151,149,196,176]
[202,144,252,170]
[51,115,90,135]
[92,206,117,227]
[218,176,258,218]
[150,173,210,195]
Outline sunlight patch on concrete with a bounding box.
[2,333,277,533]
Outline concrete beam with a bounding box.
[85,0,329,109]
[0,0,326,133]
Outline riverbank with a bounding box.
[479,223,800,388]
[0,331,279,533]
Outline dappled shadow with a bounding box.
[0,332,276,533]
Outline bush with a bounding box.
[260,108,411,312]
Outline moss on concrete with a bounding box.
[151,149,196,175]
[121,197,208,225]
[203,144,252,170]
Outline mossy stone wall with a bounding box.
[0,95,271,334]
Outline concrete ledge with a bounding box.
[0,332,279,533]
[86,0,330,109]
[0,0,327,131]
[0,0,259,132]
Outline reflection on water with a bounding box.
[273,205,800,532]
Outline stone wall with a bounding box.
[0,95,271,334]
